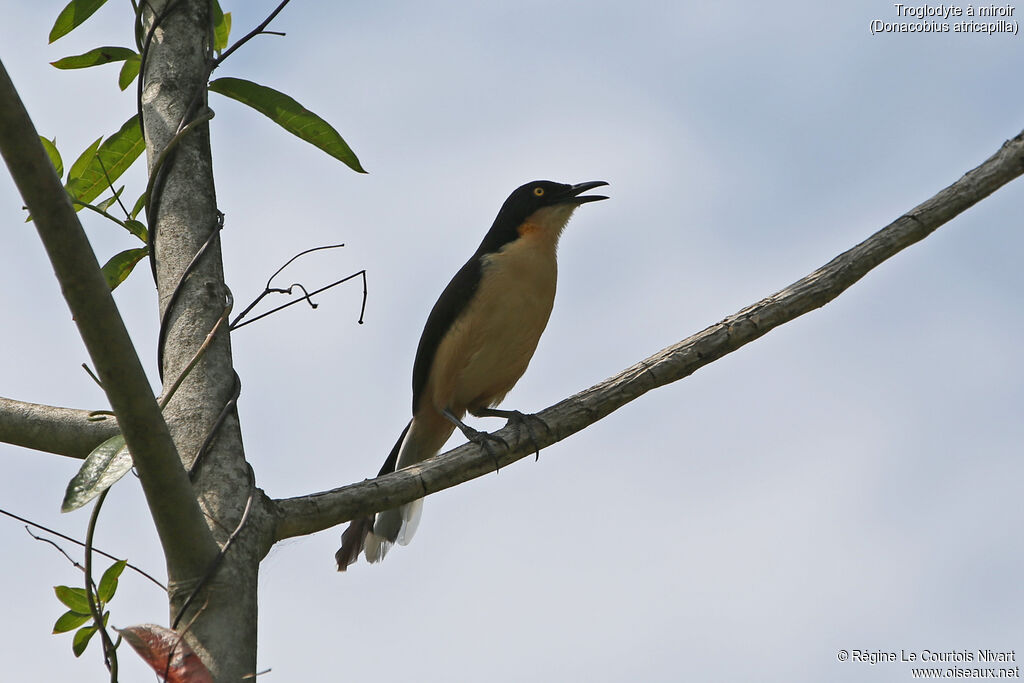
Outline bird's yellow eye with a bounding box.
[533,187,545,197]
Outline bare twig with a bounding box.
[25,526,84,570]
[4,508,167,590]
[230,243,358,329]
[232,270,367,330]
[212,0,293,68]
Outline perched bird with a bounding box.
[336,179,609,570]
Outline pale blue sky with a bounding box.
[2,2,1023,681]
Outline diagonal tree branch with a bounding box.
[0,397,120,459]
[0,60,220,577]
[271,127,1024,544]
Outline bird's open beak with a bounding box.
[563,181,609,205]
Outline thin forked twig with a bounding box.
[25,527,83,570]
[231,270,367,330]
[2,508,166,591]
[231,244,366,330]
[213,0,293,68]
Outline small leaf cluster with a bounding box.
[39,126,148,291]
[48,0,231,91]
[41,0,228,291]
[52,560,126,657]
[42,0,364,294]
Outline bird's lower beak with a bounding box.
[564,181,610,205]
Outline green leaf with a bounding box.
[54,586,91,614]
[39,137,64,179]
[118,54,141,91]
[53,609,92,634]
[218,13,232,52]
[130,191,146,219]
[209,77,366,173]
[72,624,97,657]
[124,219,148,242]
[212,0,231,52]
[67,137,102,183]
[51,46,135,70]
[49,0,109,43]
[95,186,124,213]
[65,116,144,209]
[62,434,132,512]
[101,247,149,290]
[97,560,127,603]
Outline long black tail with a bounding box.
[335,421,411,571]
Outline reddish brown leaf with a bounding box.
[116,624,213,683]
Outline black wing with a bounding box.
[410,254,483,414]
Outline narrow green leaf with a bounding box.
[209,77,366,173]
[124,219,148,242]
[101,247,149,290]
[51,46,135,70]
[130,191,146,219]
[65,116,144,209]
[39,137,64,179]
[49,0,109,43]
[67,137,102,182]
[62,434,132,512]
[72,625,97,657]
[54,610,92,634]
[212,0,231,52]
[118,54,141,91]
[54,586,91,614]
[95,186,124,213]
[219,14,233,52]
[97,560,127,603]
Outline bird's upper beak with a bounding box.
[561,181,609,205]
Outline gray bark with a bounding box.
[0,49,221,610]
[140,1,266,679]
[0,397,119,459]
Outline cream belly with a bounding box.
[426,232,559,417]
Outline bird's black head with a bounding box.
[479,180,609,254]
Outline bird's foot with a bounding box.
[475,408,550,461]
[455,423,509,472]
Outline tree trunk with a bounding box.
[141,1,267,678]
